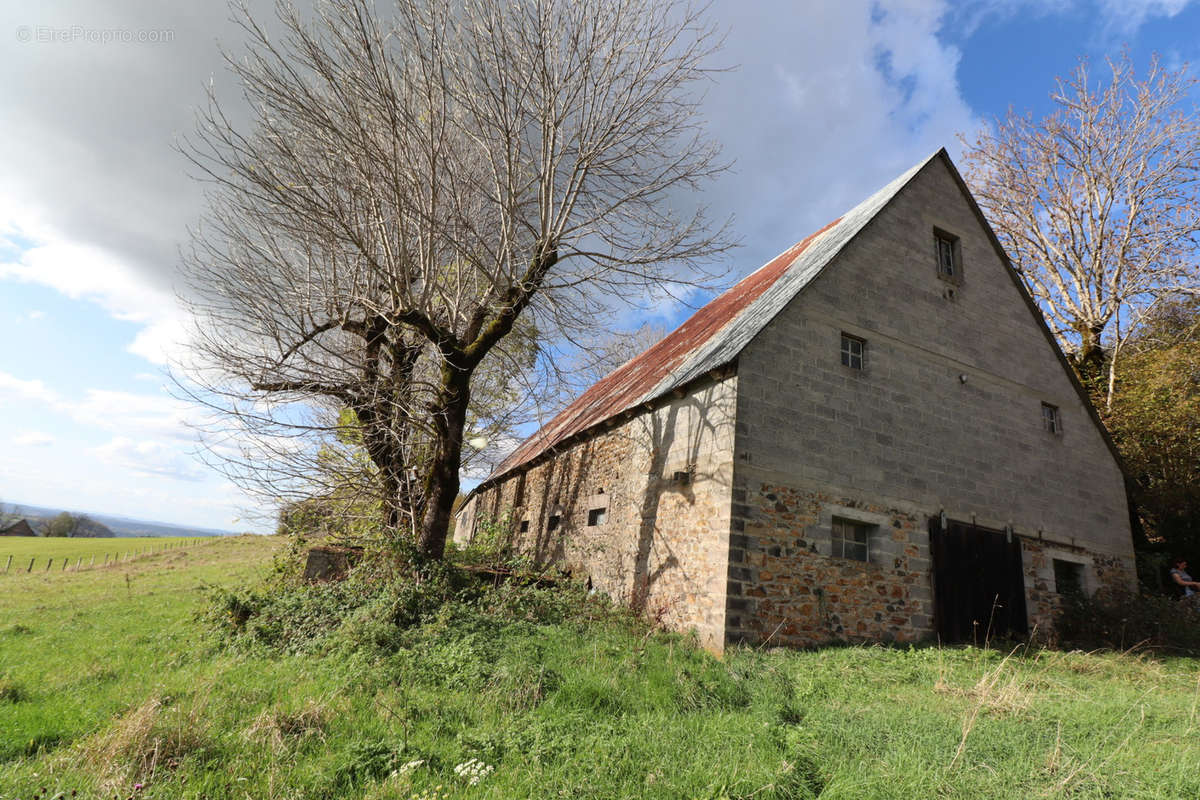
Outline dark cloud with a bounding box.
[0,1,1016,354]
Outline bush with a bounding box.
[204,533,641,658]
[1057,589,1200,654]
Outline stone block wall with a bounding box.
[734,155,1136,576]
[456,375,737,650]
[725,475,934,646]
[1020,537,1137,638]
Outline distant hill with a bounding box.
[4,503,236,538]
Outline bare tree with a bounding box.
[180,0,729,558]
[568,322,669,395]
[961,52,1200,409]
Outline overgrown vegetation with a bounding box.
[205,528,636,659]
[1057,589,1200,655]
[3,535,1200,798]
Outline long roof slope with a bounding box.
[488,150,943,482]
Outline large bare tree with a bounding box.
[180,0,728,557]
[961,52,1200,409]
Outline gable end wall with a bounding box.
[727,157,1136,647]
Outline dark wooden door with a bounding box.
[928,517,1028,644]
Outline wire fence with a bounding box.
[1,538,220,576]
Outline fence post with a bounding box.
[90,554,95,568]
[4,555,10,573]
[75,557,82,571]
[46,558,52,572]
[61,558,67,571]
[27,557,34,572]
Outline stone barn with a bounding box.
[455,149,1136,652]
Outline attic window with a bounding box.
[934,229,961,283]
[840,333,866,370]
[1041,402,1061,434]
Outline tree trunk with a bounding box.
[417,366,471,559]
[1073,322,1108,390]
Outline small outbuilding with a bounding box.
[0,519,37,537]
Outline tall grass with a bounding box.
[2,536,1200,799]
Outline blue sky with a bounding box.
[2,0,1199,532]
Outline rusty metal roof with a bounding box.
[486,150,942,482]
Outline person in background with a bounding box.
[1169,557,1200,601]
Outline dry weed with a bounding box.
[82,694,209,792]
[939,649,1033,770]
[243,699,330,752]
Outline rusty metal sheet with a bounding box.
[488,151,940,482]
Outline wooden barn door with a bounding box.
[928,517,1028,644]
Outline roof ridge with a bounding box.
[480,149,943,484]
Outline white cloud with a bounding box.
[0,370,200,441]
[0,229,188,365]
[1098,0,1193,32]
[0,372,58,405]
[13,431,54,447]
[26,310,45,320]
[92,436,206,482]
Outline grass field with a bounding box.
[0,535,214,573]
[3,536,1200,799]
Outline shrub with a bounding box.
[204,532,640,658]
[1056,589,1200,654]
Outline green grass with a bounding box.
[3,536,1200,798]
[0,535,213,573]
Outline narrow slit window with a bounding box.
[1041,402,1061,434]
[934,229,961,282]
[840,333,865,370]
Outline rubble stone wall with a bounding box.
[456,374,737,650]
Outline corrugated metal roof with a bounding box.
[487,150,942,482]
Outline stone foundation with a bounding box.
[725,479,934,647]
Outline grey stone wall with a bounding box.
[729,157,1136,643]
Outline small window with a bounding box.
[587,508,607,526]
[547,514,560,532]
[1053,559,1085,595]
[831,517,873,562]
[840,333,865,370]
[934,229,961,282]
[1042,402,1061,434]
[518,520,529,533]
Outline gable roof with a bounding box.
[487,150,943,482]
[0,519,36,537]
[477,147,1125,492]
